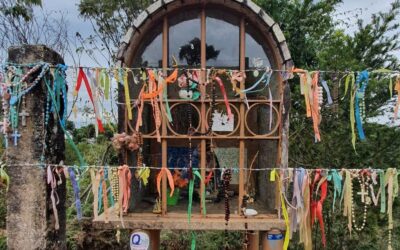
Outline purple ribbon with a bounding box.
[68,167,82,220]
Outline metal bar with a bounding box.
[161,16,168,216]
[200,8,207,217]
[238,17,246,214]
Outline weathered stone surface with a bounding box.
[259,10,275,27]
[7,45,66,250]
[246,0,261,14]
[147,0,163,15]
[272,24,286,43]
[133,10,149,29]
[280,42,291,61]
[116,42,128,61]
[120,27,134,45]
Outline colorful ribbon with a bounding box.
[310,169,327,247]
[118,165,132,213]
[73,67,104,132]
[68,167,82,220]
[156,167,175,198]
[188,170,206,250]
[354,70,369,141]
[270,169,290,250]
[328,169,343,211]
[214,76,233,120]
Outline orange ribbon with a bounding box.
[156,167,175,198]
[142,69,178,99]
[394,77,400,120]
[118,165,132,213]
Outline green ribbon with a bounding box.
[188,170,206,250]
[327,170,342,211]
[44,77,86,167]
[161,72,173,122]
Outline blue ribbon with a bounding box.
[355,70,369,140]
[241,71,272,94]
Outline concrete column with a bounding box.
[6,45,66,250]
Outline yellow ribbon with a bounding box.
[347,73,356,150]
[123,69,133,120]
[341,170,353,236]
[270,169,290,250]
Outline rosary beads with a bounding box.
[351,172,371,231]
[223,169,232,250]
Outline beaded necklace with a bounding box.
[351,171,371,231]
[223,169,232,250]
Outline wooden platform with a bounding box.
[93,210,285,231]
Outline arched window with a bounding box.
[130,5,284,71]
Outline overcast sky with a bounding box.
[40,0,395,66]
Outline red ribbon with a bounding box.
[214,76,233,120]
[74,67,104,132]
[310,169,327,247]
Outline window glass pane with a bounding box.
[169,10,201,67]
[245,24,276,100]
[206,10,239,68]
[132,25,163,67]
[245,25,272,69]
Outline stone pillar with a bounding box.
[6,45,66,249]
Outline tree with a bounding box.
[78,0,152,63]
[0,0,70,58]
[178,37,220,66]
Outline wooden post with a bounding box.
[148,230,161,250]
[6,45,66,249]
[248,231,260,250]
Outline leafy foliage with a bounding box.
[78,0,152,61]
